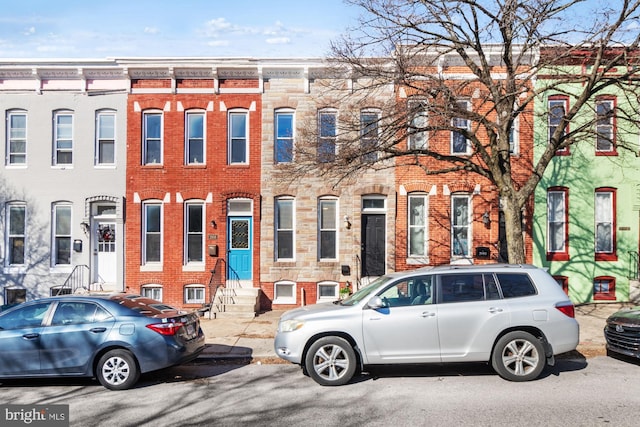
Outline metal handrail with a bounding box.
[52,264,90,295]
[629,251,639,280]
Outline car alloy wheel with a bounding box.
[305,336,357,386]
[96,349,140,391]
[492,331,545,382]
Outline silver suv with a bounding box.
[274,264,579,386]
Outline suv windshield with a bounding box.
[340,276,392,306]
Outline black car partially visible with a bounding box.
[604,307,640,358]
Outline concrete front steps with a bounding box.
[210,286,261,319]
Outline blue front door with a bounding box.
[227,217,252,280]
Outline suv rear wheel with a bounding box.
[492,331,545,382]
[305,336,356,386]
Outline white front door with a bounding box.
[94,221,116,284]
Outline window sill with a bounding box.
[49,266,73,274]
[273,299,296,305]
[595,253,618,261]
[3,266,27,274]
[183,263,205,272]
[593,293,616,301]
[407,257,430,265]
[547,252,569,261]
[140,264,163,272]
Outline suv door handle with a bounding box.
[90,327,107,333]
[421,312,436,318]
[489,307,504,313]
[22,333,40,340]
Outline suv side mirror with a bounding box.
[367,296,387,309]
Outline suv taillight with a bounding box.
[147,322,183,336]
[555,303,575,318]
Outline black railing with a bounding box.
[52,264,90,296]
[629,251,639,280]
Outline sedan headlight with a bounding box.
[279,319,305,332]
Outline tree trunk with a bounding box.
[501,194,526,264]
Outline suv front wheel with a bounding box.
[491,331,545,382]
[305,336,357,386]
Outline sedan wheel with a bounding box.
[305,336,356,386]
[492,331,545,382]
[96,349,140,391]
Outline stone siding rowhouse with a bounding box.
[533,49,640,303]
[0,60,128,304]
[394,50,535,270]
[123,60,262,310]
[259,61,396,309]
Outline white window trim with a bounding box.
[142,201,163,268]
[451,194,471,259]
[274,280,296,304]
[184,284,205,304]
[53,111,74,168]
[95,110,116,167]
[408,194,429,263]
[275,197,295,261]
[275,109,295,164]
[4,203,27,272]
[228,110,249,165]
[318,108,338,162]
[316,281,339,303]
[185,110,206,165]
[143,111,163,165]
[360,109,380,161]
[51,203,72,271]
[408,99,428,150]
[318,197,338,261]
[6,110,27,167]
[141,284,163,301]
[184,201,205,267]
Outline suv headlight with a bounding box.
[279,319,305,332]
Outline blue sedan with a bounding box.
[0,294,205,390]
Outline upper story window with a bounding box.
[185,202,204,264]
[408,100,428,150]
[275,110,294,163]
[451,194,470,257]
[96,110,116,166]
[6,203,26,266]
[408,194,428,258]
[186,111,205,164]
[361,110,379,162]
[143,112,163,165]
[143,201,162,264]
[318,109,337,163]
[595,187,616,261]
[53,203,72,266]
[451,100,470,154]
[318,197,338,260]
[547,186,569,261]
[53,111,73,166]
[596,97,616,155]
[275,197,295,261]
[548,95,569,155]
[6,110,27,166]
[508,108,520,155]
[229,111,248,165]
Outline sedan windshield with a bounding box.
[340,276,392,306]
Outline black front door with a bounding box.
[362,214,385,277]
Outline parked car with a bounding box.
[275,264,579,386]
[0,302,21,312]
[604,306,640,358]
[0,294,205,390]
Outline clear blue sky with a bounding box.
[0,0,359,59]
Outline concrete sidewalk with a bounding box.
[196,302,637,363]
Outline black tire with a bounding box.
[304,336,357,386]
[491,331,545,382]
[96,349,140,390]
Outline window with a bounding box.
[186,111,205,164]
[275,110,294,163]
[595,188,616,260]
[54,111,73,165]
[408,100,428,150]
[408,194,428,258]
[593,276,616,300]
[508,108,519,155]
[451,100,470,154]
[184,284,205,304]
[547,187,569,260]
[143,112,162,164]
[378,276,433,307]
[451,195,470,257]
[274,281,296,304]
[596,98,616,155]
[185,202,204,264]
[554,275,569,295]
[361,110,379,162]
[548,96,569,154]
[4,288,26,306]
[439,274,487,303]
[496,273,537,298]
[319,198,337,260]
[318,109,337,163]
[141,285,163,301]
[7,110,27,165]
[317,281,339,302]
[275,197,294,260]
[6,204,26,266]
[96,111,115,165]
[143,202,162,264]
[53,204,72,265]
[229,111,248,164]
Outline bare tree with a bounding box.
[294,0,640,263]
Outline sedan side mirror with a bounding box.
[367,296,387,309]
